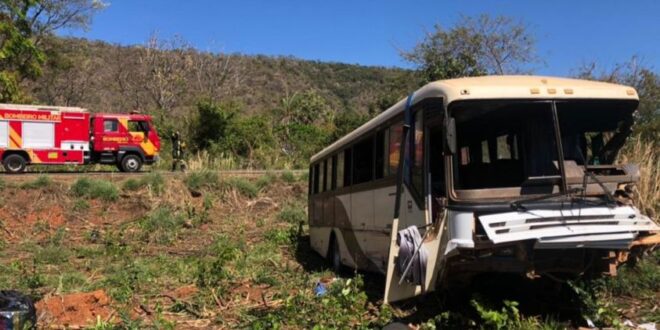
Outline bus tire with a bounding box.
[119,154,143,172]
[3,154,27,174]
[329,236,344,273]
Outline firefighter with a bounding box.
[171,131,187,172]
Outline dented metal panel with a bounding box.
[478,206,659,245]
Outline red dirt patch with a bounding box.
[36,290,115,327]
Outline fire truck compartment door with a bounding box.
[23,122,54,148]
[0,122,7,148]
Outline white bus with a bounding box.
[308,75,659,302]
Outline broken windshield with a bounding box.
[450,99,637,200]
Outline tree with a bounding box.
[139,34,194,112]
[0,0,105,102]
[192,100,238,151]
[575,57,660,142]
[403,14,538,82]
[1,0,44,101]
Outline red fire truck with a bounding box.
[0,103,161,173]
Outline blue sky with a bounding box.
[62,1,659,75]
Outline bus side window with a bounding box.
[308,165,313,195]
[320,160,327,192]
[331,155,337,190]
[336,152,344,189]
[313,163,320,194]
[388,122,403,175]
[375,130,387,179]
[326,158,333,191]
[344,148,352,187]
[353,137,374,184]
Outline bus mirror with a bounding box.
[445,118,456,154]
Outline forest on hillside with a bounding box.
[2,3,658,169]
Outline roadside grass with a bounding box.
[224,177,259,198]
[0,172,655,328]
[122,172,165,195]
[184,169,219,191]
[280,170,296,183]
[19,175,52,189]
[135,207,186,245]
[70,177,119,201]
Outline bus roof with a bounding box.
[0,103,88,113]
[311,75,638,163]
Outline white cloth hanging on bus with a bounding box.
[396,225,428,285]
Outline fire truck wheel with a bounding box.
[120,154,143,172]
[3,154,27,174]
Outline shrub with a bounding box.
[184,170,219,190]
[264,226,298,246]
[71,178,118,201]
[255,173,276,189]
[20,175,52,189]
[226,177,258,198]
[72,199,90,212]
[277,204,306,224]
[122,178,141,191]
[123,173,165,194]
[280,171,296,183]
[196,234,243,288]
[138,207,185,245]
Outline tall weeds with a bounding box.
[619,138,659,217]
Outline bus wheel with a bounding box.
[120,154,143,172]
[329,237,343,273]
[3,154,27,174]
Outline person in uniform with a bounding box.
[171,131,187,172]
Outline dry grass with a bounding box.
[619,138,660,217]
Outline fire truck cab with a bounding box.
[0,104,161,173]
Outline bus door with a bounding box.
[384,101,450,303]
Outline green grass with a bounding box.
[280,170,296,183]
[225,177,259,198]
[122,172,165,194]
[184,170,219,190]
[20,175,52,189]
[137,207,186,245]
[277,204,306,224]
[0,174,656,328]
[255,173,276,189]
[70,178,119,201]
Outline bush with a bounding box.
[122,178,140,191]
[20,175,52,189]
[255,173,276,189]
[277,204,306,224]
[280,171,296,183]
[184,170,219,190]
[72,199,90,212]
[196,234,243,288]
[138,207,185,245]
[226,177,258,198]
[264,226,298,246]
[122,173,165,194]
[71,178,119,201]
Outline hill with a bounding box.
[26,37,417,117]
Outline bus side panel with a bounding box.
[322,192,335,228]
[347,188,374,270]
[370,184,397,272]
[309,227,332,258]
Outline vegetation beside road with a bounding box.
[0,170,656,328]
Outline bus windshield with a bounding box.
[450,99,636,199]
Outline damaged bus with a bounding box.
[307,75,659,302]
